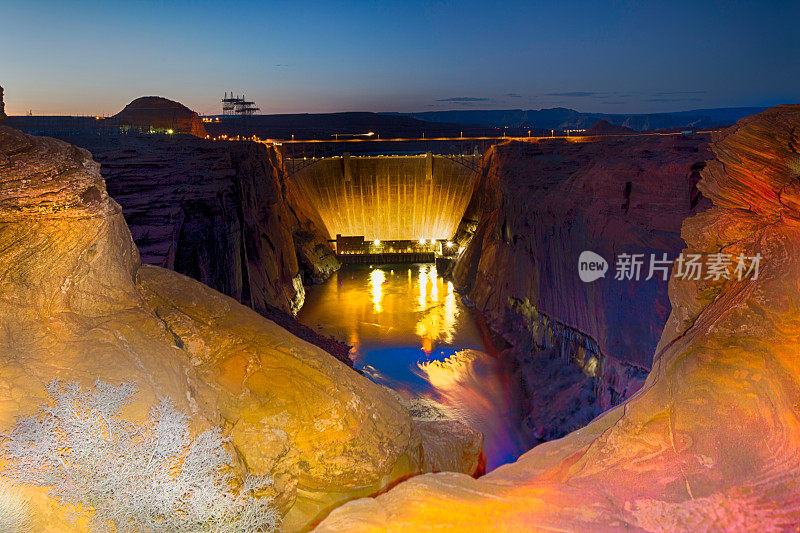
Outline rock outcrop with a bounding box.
[451,134,712,446]
[0,126,482,531]
[0,85,5,121]
[313,104,800,532]
[110,96,208,137]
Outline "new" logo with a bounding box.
[578,251,608,283]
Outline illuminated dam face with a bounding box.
[289,153,479,241]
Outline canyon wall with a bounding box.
[451,134,712,445]
[58,134,345,357]
[291,154,479,241]
[0,126,483,531]
[0,85,5,121]
[314,105,800,532]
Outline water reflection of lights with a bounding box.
[370,269,385,313]
[417,350,525,469]
[301,263,460,358]
[348,331,360,358]
[417,265,428,310]
[414,265,458,347]
[418,350,475,389]
[298,265,528,469]
[429,266,438,301]
[443,281,457,344]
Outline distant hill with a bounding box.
[669,107,771,123]
[7,96,210,137]
[5,110,497,140]
[584,120,637,135]
[387,106,768,131]
[112,96,207,137]
[203,111,498,140]
[5,104,771,140]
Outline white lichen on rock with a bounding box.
[1,379,280,532]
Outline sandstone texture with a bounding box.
[451,134,712,446]
[0,126,482,531]
[110,96,208,137]
[58,134,346,360]
[314,104,800,532]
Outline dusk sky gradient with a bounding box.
[2,0,798,116]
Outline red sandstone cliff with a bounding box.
[111,96,208,137]
[314,105,800,533]
[58,134,345,360]
[451,134,712,445]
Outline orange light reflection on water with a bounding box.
[297,263,527,469]
[308,264,463,359]
[370,268,385,314]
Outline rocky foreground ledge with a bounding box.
[0,126,483,531]
[314,105,800,530]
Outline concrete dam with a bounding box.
[288,153,479,242]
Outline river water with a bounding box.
[297,263,526,471]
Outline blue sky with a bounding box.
[1,0,798,115]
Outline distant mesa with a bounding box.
[111,96,207,137]
[399,107,768,131]
[584,119,636,135]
